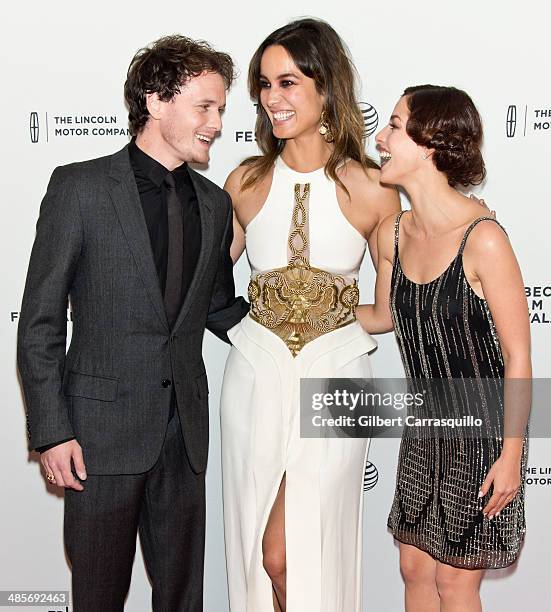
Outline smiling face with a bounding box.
[258,44,325,141]
[376,95,428,186]
[147,70,226,167]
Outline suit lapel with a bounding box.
[107,146,169,330]
[172,167,214,332]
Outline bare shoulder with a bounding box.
[338,158,378,189]
[339,159,401,219]
[463,218,511,258]
[224,161,274,229]
[224,164,250,195]
[379,210,400,234]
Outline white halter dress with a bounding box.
[221,156,377,611]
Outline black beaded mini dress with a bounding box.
[387,211,527,569]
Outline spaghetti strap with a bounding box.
[394,211,406,261]
[458,216,507,255]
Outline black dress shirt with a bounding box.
[128,139,201,302]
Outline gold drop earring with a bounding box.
[319,110,334,143]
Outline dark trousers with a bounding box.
[64,412,205,612]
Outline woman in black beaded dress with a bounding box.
[357,85,529,611]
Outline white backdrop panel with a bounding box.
[1,1,548,610]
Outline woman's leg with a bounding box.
[262,474,287,612]
[435,562,484,612]
[399,543,439,612]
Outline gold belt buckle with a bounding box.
[248,264,359,356]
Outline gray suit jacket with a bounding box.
[17,145,248,475]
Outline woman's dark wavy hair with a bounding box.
[124,34,235,136]
[241,18,379,194]
[403,85,486,188]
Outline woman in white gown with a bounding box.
[220,18,400,611]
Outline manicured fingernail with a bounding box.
[495,511,500,517]
[78,472,87,480]
[483,512,487,517]
[478,490,484,498]
[489,514,494,520]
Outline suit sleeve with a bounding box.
[17,167,83,451]
[36,437,76,454]
[206,191,249,344]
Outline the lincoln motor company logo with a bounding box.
[506,103,551,137]
[526,466,551,487]
[29,111,40,143]
[28,112,130,143]
[506,104,517,138]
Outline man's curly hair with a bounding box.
[124,34,235,136]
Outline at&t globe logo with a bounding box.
[359,102,379,137]
[363,461,379,491]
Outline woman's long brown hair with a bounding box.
[241,18,379,195]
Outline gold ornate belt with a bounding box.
[247,182,359,357]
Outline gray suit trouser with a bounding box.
[64,411,205,612]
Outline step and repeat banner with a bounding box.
[1,1,548,610]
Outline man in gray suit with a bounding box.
[17,35,248,611]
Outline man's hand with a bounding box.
[41,439,87,491]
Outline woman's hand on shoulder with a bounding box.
[469,193,496,218]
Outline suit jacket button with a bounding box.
[162,379,172,388]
